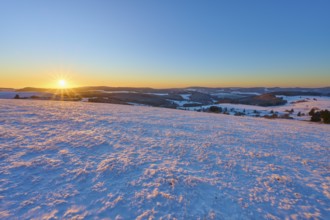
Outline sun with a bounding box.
[58,79,67,88]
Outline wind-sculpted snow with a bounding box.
[0,100,329,219]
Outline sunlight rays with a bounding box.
[42,69,83,101]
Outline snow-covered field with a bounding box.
[186,96,330,121]
[0,92,53,99]
[0,99,329,219]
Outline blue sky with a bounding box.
[1,0,329,88]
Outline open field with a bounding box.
[0,99,329,219]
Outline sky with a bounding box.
[0,0,329,88]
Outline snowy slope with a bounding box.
[0,99,329,219]
[0,91,53,99]
[186,96,330,121]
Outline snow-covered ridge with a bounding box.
[0,100,329,219]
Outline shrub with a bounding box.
[281,114,293,119]
[320,110,330,124]
[234,112,245,116]
[209,106,222,113]
[309,108,315,116]
[264,113,278,119]
[309,108,330,123]
[311,112,321,122]
[309,108,319,116]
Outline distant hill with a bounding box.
[16,87,53,92]
[217,94,287,106]
[0,88,15,91]
[15,86,330,93]
[6,86,330,108]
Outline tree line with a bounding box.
[309,108,330,124]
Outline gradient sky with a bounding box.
[1,0,329,88]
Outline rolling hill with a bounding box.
[0,99,329,219]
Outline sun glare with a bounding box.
[58,79,67,88]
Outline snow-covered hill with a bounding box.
[0,100,329,219]
[185,95,330,121]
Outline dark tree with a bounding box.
[235,112,245,116]
[311,112,321,122]
[209,106,222,113]
[309,108,315,116]
[320,110,330,124]
[297,112,301,117]
[14,94,20,99]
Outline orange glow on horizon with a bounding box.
[1,67,330,89]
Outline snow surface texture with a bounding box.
[0,99,329,219]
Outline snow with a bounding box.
[0,99,329,219]
[0,91,53,99]
[126,102,150,106]
[180,94,191,100]
[231,91,261,95]
[274,96,330,119]
[81,98,89,102]
[92,90,137,94]
[167,99,201,107]
[146,93,169,96]
[187,96,330,121]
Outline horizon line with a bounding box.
[2,85,330,90]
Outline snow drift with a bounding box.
[0,99,329,219]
